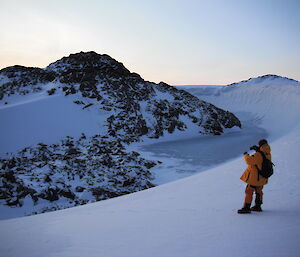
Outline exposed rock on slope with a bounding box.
[0,135,155,214]
[0,65,56,99]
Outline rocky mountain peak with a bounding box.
[43,51,142,87]
[46,51,116,70]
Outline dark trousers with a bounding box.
[244,184,263,205]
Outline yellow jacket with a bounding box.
[240,144,272,186]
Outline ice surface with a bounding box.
[138,121,267,184]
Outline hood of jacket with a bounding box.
[259,144,271,160]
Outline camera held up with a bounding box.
[250,145,259,152]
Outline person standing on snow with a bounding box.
[238,139,272,214]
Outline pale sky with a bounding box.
[1,0,299,85]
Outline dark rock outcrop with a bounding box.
[0,135,156,213]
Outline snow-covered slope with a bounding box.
[1,75,300,257]
[182,75,300,138]
[0,92,106,153]
[1,131,300,257]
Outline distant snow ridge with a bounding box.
[181,74,300,139]
[227,74,300,87]
[0,51,241,216]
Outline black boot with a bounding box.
[251,196,263,212]
[250,205,262,212]
[237,203,251,214]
